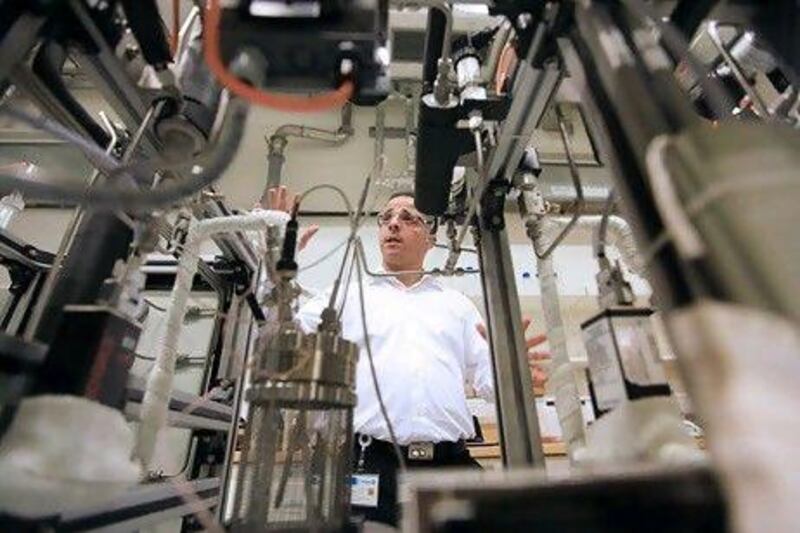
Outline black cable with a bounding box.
[32,42,112,147]
[148,436,196,480]
[145,298,168,312]
[594,189,616,261]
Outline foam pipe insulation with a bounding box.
[134,210,289,469]
[545,215,643,275]
[534,214,643,462]
[0,395,141,515]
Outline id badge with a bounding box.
[350,473,380,508]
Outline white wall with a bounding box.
[3,205,653,364]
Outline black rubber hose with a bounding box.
[119,0,172,66]
[32,42,111,147]
[421,8,447,91]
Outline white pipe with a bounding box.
[134,210,290,469]
[546,215,643,275]
[538,252,587,461]
[531,213,644,462]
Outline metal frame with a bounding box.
[472,23,564,468]
[0,477,220,533]
[0,228,54,335]
[477,224,545,468]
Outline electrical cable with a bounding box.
[355,244,407,471]
[203,0,354,112]
[145,298,168,312]
[336,243,358,320]
[0,100,248,209]
[297,237,349,273]
[594,189,616,260]
[296,184,355,224]
[434,243,477,254]
[290,169,405,467]
[160,440,194,479]
[294,182,359,310]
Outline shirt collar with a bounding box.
[368,271,444,292]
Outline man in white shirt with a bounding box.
[263,187,547,526]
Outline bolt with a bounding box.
[340,58,355,76]
[123,45,140,61]
[467,111,483,131]
[517,12,532,30]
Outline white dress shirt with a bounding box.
[295,274,494,445]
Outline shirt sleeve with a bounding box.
[463,299,495,403]
[295,286,333,334]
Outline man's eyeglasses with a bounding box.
[377,207,428,228]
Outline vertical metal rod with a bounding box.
[477,221,546,468]
[373,99,387,179]
[217,298,255,522]
[445,128,485,272]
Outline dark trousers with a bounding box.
[351,436,481,527]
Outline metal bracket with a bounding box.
[480,179,511,230]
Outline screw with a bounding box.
[340,58,355,76]
[123,45,140,61]
[517,13,532,30]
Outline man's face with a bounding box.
[378,195,433,271]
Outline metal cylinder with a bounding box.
[456,54,487,102]
[229,326,358,531]
[156,29,223,158]
[422,8,447,90]
[266,137,288,191]
[0,191,24,229]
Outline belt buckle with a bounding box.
[407,442,434,461]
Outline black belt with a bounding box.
[355,433,467,462]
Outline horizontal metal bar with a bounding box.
[125,403,231,432]
[368,126,408,139]
[127,375,233,423]
[58,477,220,532]
[0,228,54,270]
